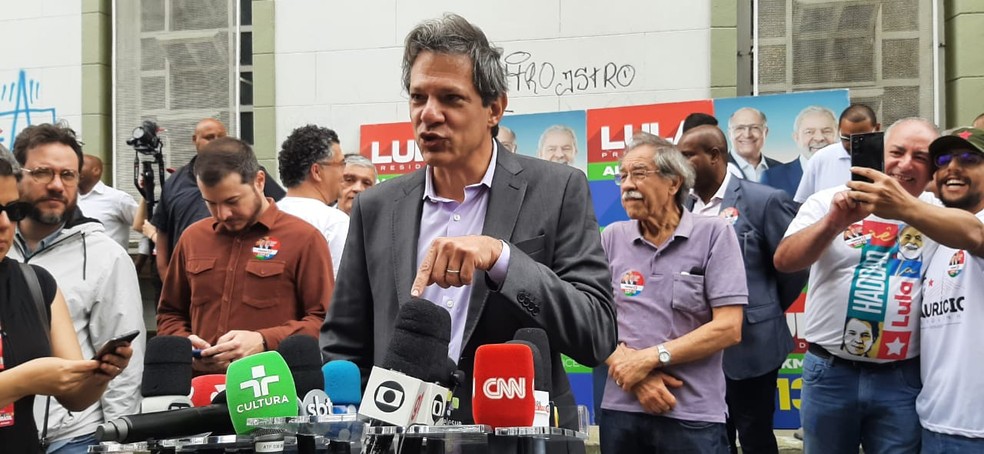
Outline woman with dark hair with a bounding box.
[0,156,132,453]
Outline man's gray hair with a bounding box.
[728,107,768,129]
[537,125,577,153]
[344,154,377,177]
[884,117,940,145]
[622,132,695,207]
[402,13,507,108]
[793,105,837,132]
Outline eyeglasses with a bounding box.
[0,201,32,222]
[730,124,765,134]
[23,167,80,186]
[935,152,984,168]
[317,159,345,168]
[614,170,659,186]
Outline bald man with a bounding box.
[679,125,806,454]
[149,118,287,274]
[78,154,139,249]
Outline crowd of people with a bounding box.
[0,11,982,454]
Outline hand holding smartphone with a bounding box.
[851,132,885,183]
[92,329,140,361]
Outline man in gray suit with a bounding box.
[320,13,616,430]
[679,125,807,454]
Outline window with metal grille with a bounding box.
[746,0,940,126]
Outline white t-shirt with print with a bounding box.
[917,209,984,438]
[784,186,939,363]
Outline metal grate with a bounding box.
[755,0,937,127]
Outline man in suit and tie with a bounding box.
[727,107,780,183]
[761,106,838,196]
[320,13,617,432]
[679,125,808,454]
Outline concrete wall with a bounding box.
[271,0,715,156]
[945,0,984,128]
[0,0,82,152]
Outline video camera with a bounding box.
[127,120,166,218]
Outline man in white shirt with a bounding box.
[78,154,138,249]
[794,104,880,202]
[276,124,349,277]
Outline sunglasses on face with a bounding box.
[935,152,984,168]
[0,201,32,222]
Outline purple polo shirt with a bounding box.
[417,144,510,362]
[600,210,747,423]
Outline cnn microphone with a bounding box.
[323,360,361,414]
[190,375,226,408]
[472,343,535,428]
[140,335,193,413]
[514,327,554,427]
[225,351,300,434]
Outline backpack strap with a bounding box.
[17,261,52,448]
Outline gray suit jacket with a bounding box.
[320,145,617,428]
[687,177,807,380]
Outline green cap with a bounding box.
[929,127,984,165]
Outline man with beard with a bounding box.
[849,128,984,452]
[537,124,578,166]
[8,124,144,453]
[157,137,332,373]
[761,106,838,196]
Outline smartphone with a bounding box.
[192,348,204,359]
[92,329,140,360]
[851,131,885,183]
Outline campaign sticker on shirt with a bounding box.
[253,236,280,260]
[948,250,966,278]
[843,223,868,249]
[719,207,739,225]
[620,270,645,296]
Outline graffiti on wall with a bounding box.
[0,69,58,147]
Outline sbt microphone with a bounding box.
[190,375,226,408]
[514,327,554,427]
[140,335,193,413]
[358,298,453,427]
[323,360,361,414]
[225,351,299,434]
[472,343,535,428]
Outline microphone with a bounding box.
[323,360,361,414]
[277,334,330,416]
[225,350,299,434]
[358,298,453,427]
[190,375,226,408]
[472,343,535,428]
[140,336,193,413]
[95,405,234,443]
[514,327,553,426]
[507,341,549,427]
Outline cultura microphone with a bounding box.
[140,335,193,413]
[472,343,535,428]
[225,351,299,434]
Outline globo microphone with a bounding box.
[140,335,193,413]
[323,360,361,414]
[190,375,226,408]
[358,298,453,427]
[225,351,299,434]
[472,343,535,428]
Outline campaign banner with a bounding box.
[359,121,417,181]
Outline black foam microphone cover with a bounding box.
[515,328,553,393]
[277,334,325,397]
[381,298,452,382]
[141,335,193,397]
[507,340,546,392]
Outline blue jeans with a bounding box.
[800,350,921,454]
[921,428,984,453]
[46,433,97,454]
[599,409,728,454]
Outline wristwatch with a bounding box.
[657,344,671,367]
